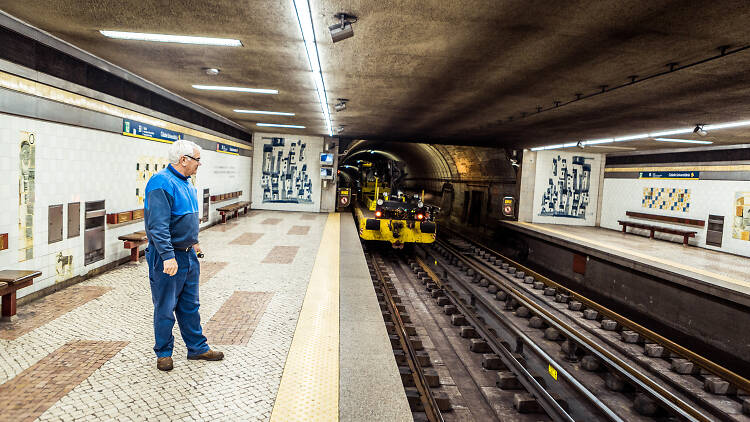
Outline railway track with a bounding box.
[416,228,750,421]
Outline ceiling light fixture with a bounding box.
[203,68,220,76]
[192,85,278,94]
[693,124,708,136]
[234,110,295,116]
[292,0,333,136]
[329,13,357,43]
[100,31,242,46]
[653,138,713,144]
[529,118,750,151]
[256,123,306,129]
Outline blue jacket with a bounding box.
[144,164,200,261]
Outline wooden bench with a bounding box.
[217,201,251,224]
[618,220,697,246]
[0,270,42,322]
[117,231,148,262]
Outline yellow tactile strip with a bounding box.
[270,213,340,422]
[203,291,273,345]
[0,340,128,422]
[515,222,750,289]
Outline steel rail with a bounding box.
[435,239,711,422]
[445,227,750,394]
[368,253,444,422]
[415,256,581,422]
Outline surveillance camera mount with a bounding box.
[334,13,358,26]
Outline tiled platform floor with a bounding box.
[503,221,750,302]
[0,210,330,421]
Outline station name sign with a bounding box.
[123,119,183,143]
[216,142,239,155]
[638,171,700,180]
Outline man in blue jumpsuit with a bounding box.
[144,140,223,371]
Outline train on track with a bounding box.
[350,160,438,248]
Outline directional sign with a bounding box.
[216,142,240,155]
[639,171,699,180]
[123,119,183,143]
[502,196,516,218]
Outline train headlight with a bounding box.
[375,210,382,217]
[377,199,383,205]
[417,213,424,220]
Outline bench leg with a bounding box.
[130,247,140,262]
[649,230,655,239]
[1,291,17,322]
[233,210,238,220]
[621,225,627,233]
[683,235,689,246]
[221,212,227,224]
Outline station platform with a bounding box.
[0,211,411,421]
[500,220,750,307]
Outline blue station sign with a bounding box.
[123,119,183,143]
[216,142,240,155]
[639,171,700,180]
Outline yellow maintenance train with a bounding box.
[352,163,438,248]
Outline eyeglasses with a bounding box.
[184,155,201,163]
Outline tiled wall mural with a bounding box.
[18,131,35,262]
[642,187,690,212]
[733,192,750,241]
[538,155,592,219]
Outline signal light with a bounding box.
[375,210,382,217]
[417,213,424,220]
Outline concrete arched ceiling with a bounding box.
[4,1,750,149]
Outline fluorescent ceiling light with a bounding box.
[292,0,333,136]
[582,138,614,145]
[649,128,693,137]
[256,123,306,129]
[234,109,295,116]
[613,133,649,142]
[653,138,713,144]
[100,30,242,46]
[703,120,750,130]
[193,85,277,94]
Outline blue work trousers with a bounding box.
[146,247,209,358]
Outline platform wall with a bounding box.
[529,150,604,226]
[600,177,750,257]
[0,113,252,298]
[251,132,325,213]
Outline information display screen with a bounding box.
[320,153,334,165]
[321,167,334,179]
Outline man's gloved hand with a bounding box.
[163,258,178,276]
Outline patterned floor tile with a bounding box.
[204,292,273,345]
[261,246,300,264]
[199,261,229,286]
[261,218,282,225]
[230,232,264,245]
[0,286,111,340]
[0,340,127,422]
[287,225,310,235]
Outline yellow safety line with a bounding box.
[513,222,750,289]
[270,213,340,422]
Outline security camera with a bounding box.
[576,140,584,148]
[329,13,357,43]
[693,124,708,136]
[336,126,345,134]
[334,98,348,112]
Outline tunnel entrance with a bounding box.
[468,190,483,227]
